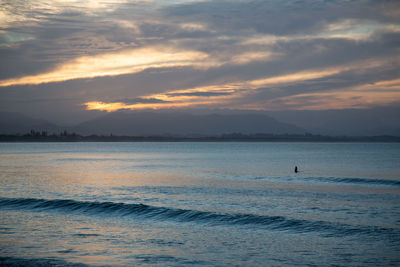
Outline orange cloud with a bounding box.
[82,67,342,112]
[260,91,400,110]
[0,47,210,87]
[83,59,398,112]
[84,99,224,112]
[238,78,400,110]
[242,21,400,45]
[0,45,284,87]
[352,78,400,91]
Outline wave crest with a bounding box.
[0,197,398,237]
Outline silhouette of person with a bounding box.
[294,166,298,173]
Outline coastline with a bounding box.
[1,133,399,142]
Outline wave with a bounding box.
[0,197,398,237]
[305,177,400,187]
[209,172,400,187]
[247,175,400,187]
[0,256,89,267]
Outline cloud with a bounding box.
[167,91,233,97]
[1,0,400,122]
[84,58,399,112]
[0,31,34,46]
[115,97,169,104]
[262,91,400,111]
[84,100,217,112]
[0,46,211,86]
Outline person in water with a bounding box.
[294,166,298,173]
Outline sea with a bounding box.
[0,142,399,266]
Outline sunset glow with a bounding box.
[0,0,399,128]
[0,47,209,87]
[84,59,400,112]
[263,91,400,111]
[2,2,400,265]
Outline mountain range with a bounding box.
[0,112,60,134]
[0,112,304,136]
[1,107,399,136]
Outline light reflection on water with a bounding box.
[0,142,400,266]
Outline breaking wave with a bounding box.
[305,176,400,186]
[0,197,398,238]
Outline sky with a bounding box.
[1,0,400,124]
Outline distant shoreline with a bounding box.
[1,132,399,142]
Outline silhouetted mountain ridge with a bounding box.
[268,106,400,136]
[1,109,399,137]
[72,112,305,136]
[0,112,60,134]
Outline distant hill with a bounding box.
[3,108,398,137]
[72,112,306,136]
[0,112,61,134]
[268,106,400,136]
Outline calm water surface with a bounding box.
[0,142,399,266]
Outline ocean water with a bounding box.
[0,142,399,266]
